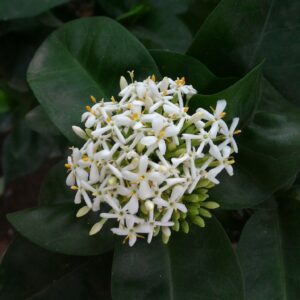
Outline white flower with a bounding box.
[66,73,240,246]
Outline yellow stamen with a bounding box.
[162,90,167,96]
[107,117,111,123]
[90,95,96,103]
[65,163,71,169]
[127,104,133,109]
[71,185,78,190]
[82,155,89,162]
[151,74,156,82]
[184,107,189,113]
[175,77,185,86]
[234,130,242,135]
[131,112,139,121]
[159,130,165,139]
[86,105,92,112]
[139,175,145,180]
[227,159,235,165]
[220,112,226,118]
[111,96,116,103]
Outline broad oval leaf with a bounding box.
[150,50,236,94]
[0,0,69,21]
[0,238,112,299]
[38,161,73,205]
[27,17,160,144]
[209,81,300,209]
[237,199,300,299]
[189,62,263,127]
[187,0,300,106]
[112,218,244,300]
[7,204,114,256]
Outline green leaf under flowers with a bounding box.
[112,218,244,300]
[2,122,50,182]
[210,80,300,209]
[189,62,263,127]
[27,17,160,144]
[150,50,236,94]
[129,12,192,53]
[237,198,300,299]
[25,105,61,137]
[187,0,300,106]
[7,204,114,256]
[0,0,69,21]
[0,238,112,299]
[39,161,74,205]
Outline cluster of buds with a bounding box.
[65,72,240,246]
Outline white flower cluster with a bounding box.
[66,72,240,246]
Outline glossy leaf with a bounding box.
[25,105,61,136]
[27,17,160,144]
[189,62,263,126]
[0,0,69,21]
[2,122,49,182]
[150,50,235,94]
[112,218,244,300]
[209,81,300,209]
[237,199,300,299]
[7,204,114,256]
[0,238,112,299]
[187,0,300,105]
[130,12,192,53]
[39,161,73,205]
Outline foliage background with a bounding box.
[0,0,300,299]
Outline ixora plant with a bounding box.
[1,3,300,299]
[66,73,240,245]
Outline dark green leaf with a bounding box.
[39,161,73,205]
[187,0,300,106]
[112,218,244,300]
[2,122,49,182]
[237,199,300,299]
[0,237,112,299]
[26,105,61,136]
[150,50,236,94]
[27,17,160,144]
[189,62,263,126]
[7,204,114,256]
[210,81,300,209]
[130,12,192,53]
[0,0,69,20]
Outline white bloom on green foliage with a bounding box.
[66,73,240,246]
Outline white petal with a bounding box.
[129,235,137,247]
[140,136,157,146]
[125,194,139,214]
[152,116,164,133]
[215,99,227,117]
[170,185,185,202]
[158,139,166,155]
[66,172,75,186]
[161,208,174,222]
[176,203,187,213]
[139,180,154,200]
[122,170,139,182]
[139,155,148,174]
[89,162,99,183]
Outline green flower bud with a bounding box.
[172,220,180,231]
[187,205,199,216]
[201,201,220,209]
[167,142,177,151]
[136,143,145,153]
[181,220,189,234]
[199,208,212,218]
[192,216,205,228]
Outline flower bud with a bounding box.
[198,208,212,218]
[201,201,220,209]
[76,206,90,217]
[120,76,128,90]
[145,200,154,211]
[72,126,88,139]
[192,216,205,228]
